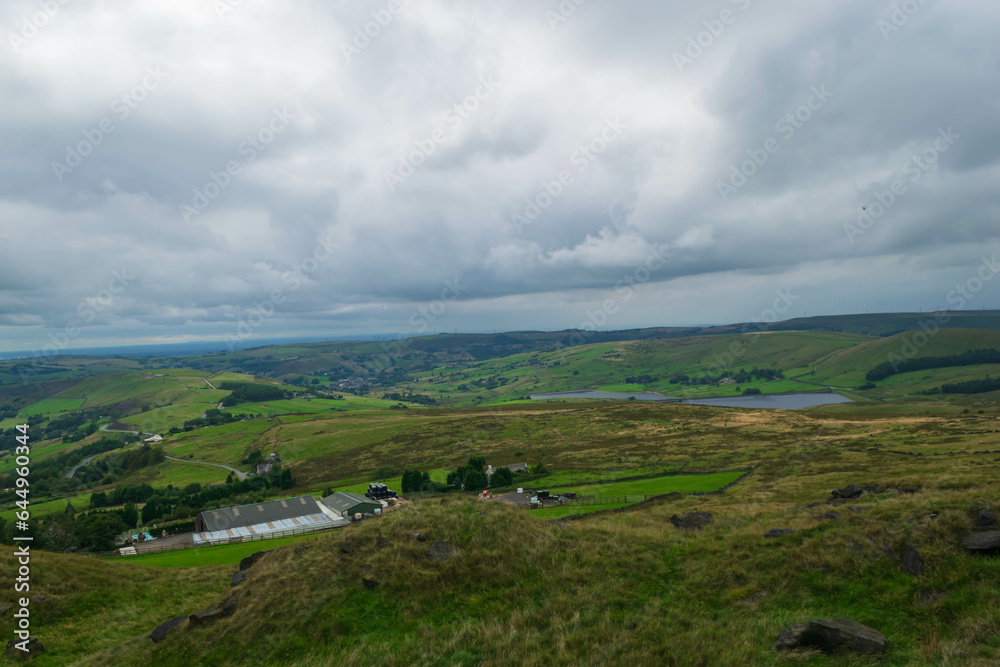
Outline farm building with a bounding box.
[320,491,382,517]
[144,434,163,443]
[193,494,348,546]
[486,462,528,479]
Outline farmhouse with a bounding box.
[144,434,163,443]
[485,462,529,479]
[193,494,347,546]
[320,491,382,518]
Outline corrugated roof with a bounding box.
[198,495,324,532]
[193,512,347,546]
[320,491,380,514]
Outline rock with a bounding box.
[845,542,863,553]
[571,587,582,595]
[362,577,380,591]
[294,544,309,556]
[238,550,272,571]
[899,545,925,576]
[822,512,842,521]
[339,542,354,555]
[376,532,388,550]
[150,616,187,643]
[404,531,427,541]
[831,484,863,500]
[188,597,238,627]
[976,509,997,527]
[669,512,713,530]
[775,623,809,650]
[427,540,460,562]
[0,601,12,616]
[961,531,1000,554]
[764,529,795,539]
[362,563,372,572]
[776,619,886,655]
[740,592,766,608]
[6,636,44,660]
[230,570,248,587]
[662,492,683,502]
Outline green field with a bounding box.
[121,531,328,568]
[21,397,86,416]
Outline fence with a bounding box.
[92,522,343,558]
[527,494,654,508]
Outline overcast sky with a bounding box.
[1,0,999,353]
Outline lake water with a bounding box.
[683,393,853,409]
[529,390,852,410]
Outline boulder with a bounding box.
[362,577,380,591]
[6,636,44,660]
[404,531,427,541]
[831,485,863,500]
[338,542,354,555]
[961,531,1000,554]
[150,616,187,643]
[669,512,713,530]
[976,509,997,527]
[230,570,248,587]
[188,597,238,627]
[427,540,460,562]
[376,532,388,550]
[776,619,886,655]
[822,512,843,521]
[764,529,795,539]
[238,550,272,571]
[294,544,310,556]
[899,545,925,577]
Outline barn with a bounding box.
[193,494,348,546]
[320,491,382,517]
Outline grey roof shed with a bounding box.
[320,491,381,516]
[195,495,325,532]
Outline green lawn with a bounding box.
[120,531,329,568]
[20,397,85,416]
[554,470,746,498]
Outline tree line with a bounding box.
[866,348,1000,382]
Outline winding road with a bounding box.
[164,455,248,481]
[65,456,96,479]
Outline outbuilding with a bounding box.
[193,494,347,545]
[320,491,382,518]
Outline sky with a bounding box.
[1,0,999,353]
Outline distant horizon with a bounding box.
[3,308,998,359]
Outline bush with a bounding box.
[490,467,513,488]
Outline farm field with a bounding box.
[20,397,86,416]
[121,531,329,568]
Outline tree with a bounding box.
[226,473,233,484]
[464,469,487,493]
[75,512,126,552]
[490,467,513,488]
[120,501,138,529]
[141,499,164,523]
[467,455,486,473]
[531,462,548,475]
[65,501,76,515]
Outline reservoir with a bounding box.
[529,390,852,410]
